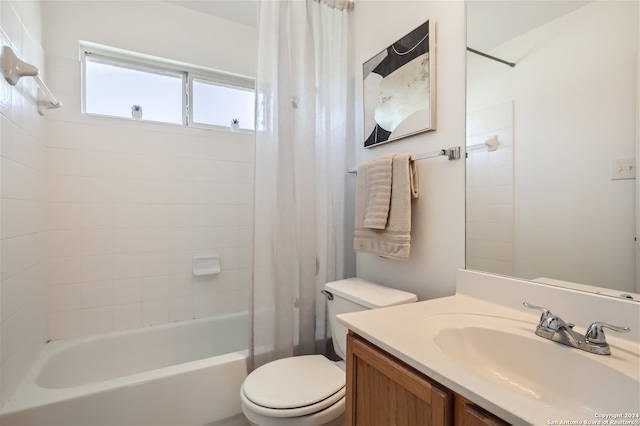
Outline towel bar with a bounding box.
[1,46,62,115]
[347,146,460,174]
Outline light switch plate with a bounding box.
[611,157,636,180]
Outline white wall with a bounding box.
[466,102,515,276]
[40,1,257,340]
[0,0,48,407]
[41,1,256,78]
[353,1,467,300]
[467,1,638,292]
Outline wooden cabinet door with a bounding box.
[454,395,511,426]
[346,332,452,426]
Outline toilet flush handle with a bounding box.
[321,290,334,300]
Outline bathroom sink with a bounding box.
[433,315,640,415]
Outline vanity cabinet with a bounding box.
[346,332,510,426]
[454,396,510,426]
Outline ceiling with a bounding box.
[166,1,591,53]
[467,1,590,51]
[167,0,258,27]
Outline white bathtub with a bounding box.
[0,312,249,425]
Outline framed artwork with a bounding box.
[363,20,436,148]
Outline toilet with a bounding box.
[240,278,418,426]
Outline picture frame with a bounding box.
[362,20,436,148]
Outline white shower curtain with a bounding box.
[250,0,355,370]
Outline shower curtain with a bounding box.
[250,0,355,370]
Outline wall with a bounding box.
[0,0,48,407]
[40,1,257,340]
[353,1,467,300]
[466,102,514,276]
[467,1,638,292]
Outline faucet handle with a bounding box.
[523,302,553,322]
[585,322,631,345]
[523,302,563,338]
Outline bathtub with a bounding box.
[0,312,249,425]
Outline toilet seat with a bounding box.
[241,355,345,418]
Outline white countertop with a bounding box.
[337,270,640,425]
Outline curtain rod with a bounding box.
[347,147,461,174]
[467,47,516,68]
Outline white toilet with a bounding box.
[240,278,418,426]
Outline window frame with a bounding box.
[80,41,255,131]
[188,73,256,131]
[82,51,188,125]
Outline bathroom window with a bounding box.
[84,55,185,124]
[191,77,255,131]
[81,42,255,130]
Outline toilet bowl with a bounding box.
[240,278,417,426]
[241,355,345,426]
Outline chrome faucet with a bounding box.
[523,302,630,355]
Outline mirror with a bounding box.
[466,0,640,300]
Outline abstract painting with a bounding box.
[363,20,436,148]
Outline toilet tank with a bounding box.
[324,278,417,360]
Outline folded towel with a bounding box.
[361,155,393,229]
[354,153,418,260]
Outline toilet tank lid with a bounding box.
[324,278,417,309]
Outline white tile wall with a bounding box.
[466,102,515,276]
[1,0,257,407]
[0,0,48,407]
[44,54,255,340]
